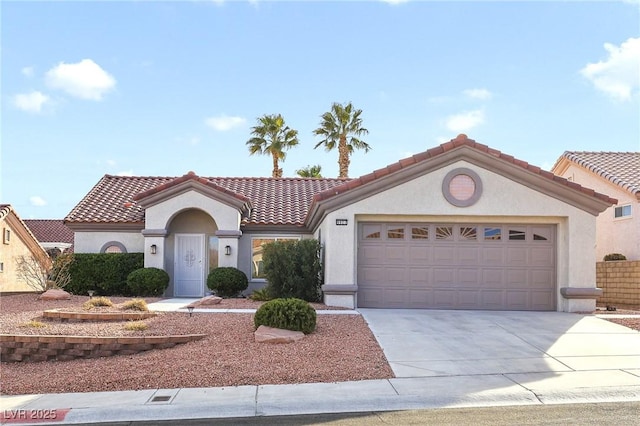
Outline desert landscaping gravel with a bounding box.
[1,295,638,396]
[0,294,393,395]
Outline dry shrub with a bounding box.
[19,320,47,328]
[120,299,149,311]
[123,321,148,331]
[83,296,114,310]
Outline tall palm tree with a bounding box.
[246,114,299,178]
[296,164,323,178]
[313,102,370,178]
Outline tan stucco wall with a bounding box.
[0,219,42,292]
[319,160,598,312]
[556,163,639,261]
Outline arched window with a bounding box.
[100,241,127,253]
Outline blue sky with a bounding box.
[2,1,639,219]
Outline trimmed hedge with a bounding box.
[207,267,248,297]
[262,239,322,302]
[604,253,627,261]
[66,253,144,296]
[254,298,317,334]
[127,268,170,297]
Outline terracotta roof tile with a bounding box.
[23,220,74,244]
[558,151,640,196]
[312,134,618,205]
[65,175,349,227]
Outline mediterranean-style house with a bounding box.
[64,135,616,312]
[0,204,50,292]
[552,151,640,261]
[24,219,74,258]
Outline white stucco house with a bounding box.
[552,151,639,261]
[65,135,616,312]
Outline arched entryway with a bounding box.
[166,209,218,297]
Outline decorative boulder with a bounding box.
[186,296,222,308]
[39,289,72,300]
[254,325,305,344]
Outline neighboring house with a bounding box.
[552,151,640,261]
[24,219,74,258]
[0,204,50,292]
[65,135,615,312]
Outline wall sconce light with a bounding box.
[225,245,231,256]
[150,244,157,254]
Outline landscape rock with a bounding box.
[38,289,72,301]
[186,296,222,308]
[254,325,305,344]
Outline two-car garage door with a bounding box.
[357,223,556,310]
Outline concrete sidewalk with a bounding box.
[2,306,640,425]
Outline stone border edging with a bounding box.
[42,309,157,322]
[0,334,205,363]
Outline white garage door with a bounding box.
[357,223,556,310]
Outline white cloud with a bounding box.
[13,91,50,113]
[116,170,133,176]
[45,59,116,100]
[29,196,47,207]
[445,109,485,133]
[106,159,117,167]
[21,66,35,77]
[205,114,246,131]
[381,0,409,4]
[463,88,493,100]
[581,37,640,101]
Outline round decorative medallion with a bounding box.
[442,168,482,207]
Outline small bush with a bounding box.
[604,253,627,261]
[19,320,47,328]
[123,321,148,331]
[262,239,322,302]
[120,298,149,311]
[207,267,248,298]
[127,268,169,297]
[254,298,316,334]
[249,287,272,301]
[83,296,114,310]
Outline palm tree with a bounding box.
[296,165,323,178]
[246,114,299,178]
[313,102,370,178]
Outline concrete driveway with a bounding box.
[359,309,640,378]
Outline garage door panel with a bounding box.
[358,223,556,310]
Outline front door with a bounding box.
[175,234,205,297]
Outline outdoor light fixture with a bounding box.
[88,290,94,298]
[150,244,157,255]
[225,245,231,255]
[187,306,194,317]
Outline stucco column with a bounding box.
[141,229,168,269]
[216,230,242,268]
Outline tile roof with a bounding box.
[65,175,350,226]
[312,134,618,205]
[23,220,74,244]
[557,151,640,197]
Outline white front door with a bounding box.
[175,234,205,297]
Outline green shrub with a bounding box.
[66,253,144,296]
[604,253,627,261]
[262,239,322,302]
[120,298,149,311]
[127,268,169,297]
[249,287,272,301]
[83,296,114,310]
[207,267,248,298]
[254,298,316,334]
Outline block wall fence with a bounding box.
[596,260,640,307]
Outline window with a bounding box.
[387,227,404,239]
[484,227,501,240]
[508,229,526,240]
[3,228,9,244]
[459,227,477,240]
[208,236,219,272]
[614,205,632,219]
[411,226,429,239]
[436,226,453,240]
[251,237,299,279]
[100,241,127,253]
[362,224,381,239]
